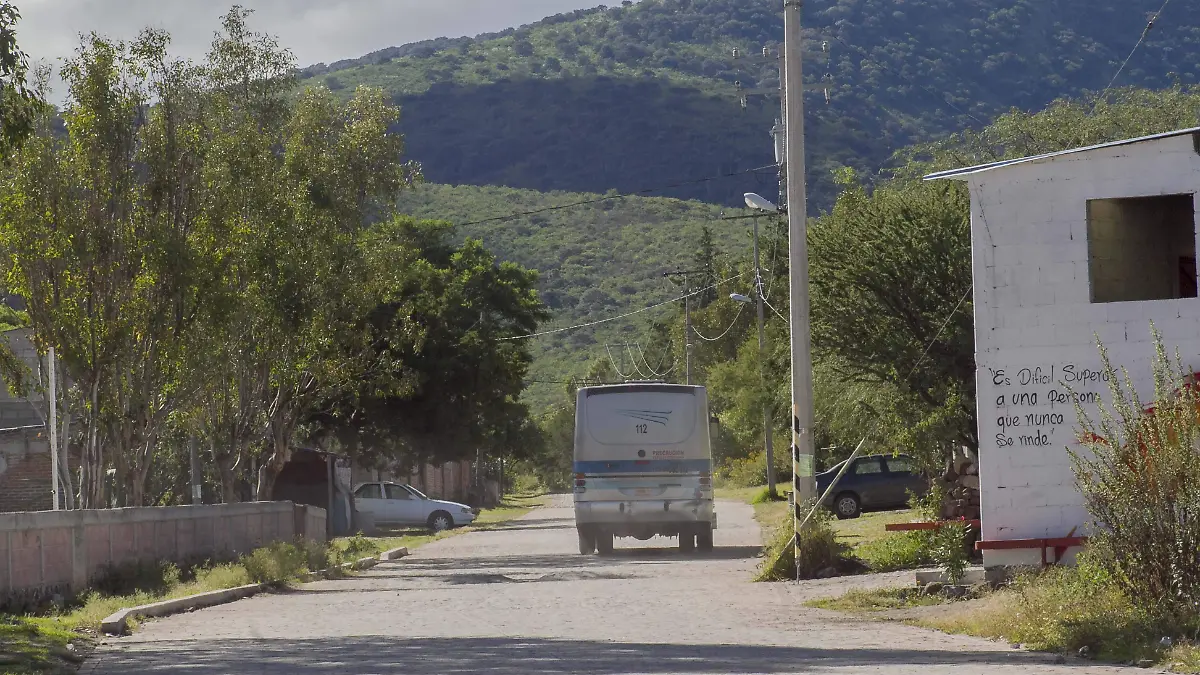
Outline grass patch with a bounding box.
[809,587,948,613]
[0,618,82,674]
[917,567,1173,666]
[809,565,1200,671]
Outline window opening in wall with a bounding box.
[1087,193,1197,303]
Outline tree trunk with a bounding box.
[255,434,290,502]
[214,443,242,504]
[58,410,74,510]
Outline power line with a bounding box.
[636,341,675,378]
[762,296,789,325]
[604,344,631,380]
[1097,0,1172,102]
[458,165,777,228]
[497,272,748,341]
[625,345,654,379]
[691,302,747,342]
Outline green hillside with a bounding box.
[301,0,1200,210]
[395,183,758,409]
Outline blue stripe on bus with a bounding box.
[574,459,711,474]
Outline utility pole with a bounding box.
[784,0,817,512]
[664,269,706,385]
[48,347,59,511]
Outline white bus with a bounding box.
[572,383,716,554]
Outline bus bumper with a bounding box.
[574,499,715,538]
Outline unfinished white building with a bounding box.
[928,128,1200,567]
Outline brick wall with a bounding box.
[961,131,1200,567]
[0,449,51,512]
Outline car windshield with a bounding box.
[823,460,846,475]
[402,484,427,500]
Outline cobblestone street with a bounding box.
[82,497,1147,674]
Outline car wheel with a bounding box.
[596,531,615,555]
[428,511,454,532]
[834,492,861,519]
[577,528,596,555]
[679,531,696,553]
[696,525,714,552]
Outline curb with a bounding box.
[100,582,270,635]
[98,546,411,636]
[379,546,409,561]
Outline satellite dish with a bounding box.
[744,193,779,212]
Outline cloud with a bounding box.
[16,0,622,72]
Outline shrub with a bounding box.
[241,542,310,584]
[931,520,969,584]
[717,450,791,489]
[340,534,379,560]
[1074,334,1200,623]
[855,531,934,572]
[193,563,250,591]
[91,560,182,597]
[922,561,1162,663]
[749,485,786,504]
[756,500,847,581]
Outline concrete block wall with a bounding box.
[0,502,326,607]
[965,131,1200,567]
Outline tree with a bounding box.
[808,171,976,456]
[253,84,416,500]
[311,217,548,474]
[0,2,35,155]
[190,6,301,502]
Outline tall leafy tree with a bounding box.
[253,85,416,499]
[0,2,35,155]
[312,217,548,473]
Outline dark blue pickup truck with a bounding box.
[816,454,929,519]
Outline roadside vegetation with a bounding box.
[0,491,547,674]
[810,337,1200,671]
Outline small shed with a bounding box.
[927,127,1200,568]
[274,449,354,537]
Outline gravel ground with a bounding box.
[81,495,1154,674]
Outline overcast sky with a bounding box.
[17,1,621,83]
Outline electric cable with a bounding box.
[497,272,748,341]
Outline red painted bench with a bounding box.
[884,519,981,532]
[974,530,1087,566]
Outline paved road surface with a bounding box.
[83,496,1147,674]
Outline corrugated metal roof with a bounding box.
[923,126,1200,181]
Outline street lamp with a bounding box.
[734,195,778,498]
[745,192,780,213]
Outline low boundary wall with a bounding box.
[0,502,326,607]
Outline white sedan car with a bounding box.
[353,481,478,532]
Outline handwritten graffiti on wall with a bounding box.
[983,364,1109,449]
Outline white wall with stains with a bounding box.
[955,131,1200,567]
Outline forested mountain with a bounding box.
[301,0,1200,210]
[395,183,755,410]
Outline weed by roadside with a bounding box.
[755,501,862,581]
[808,561,1200,671]
[0,617,82,675]
[809,587,952,613]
